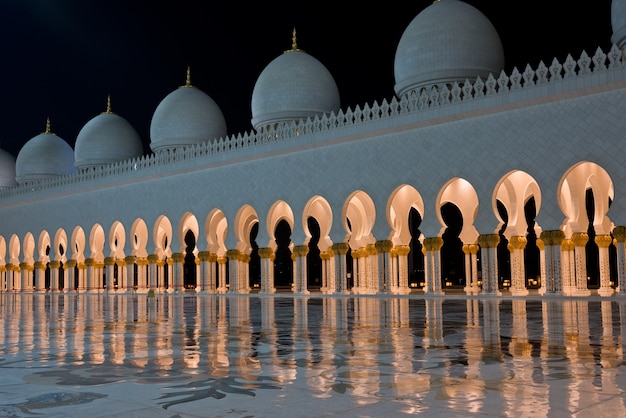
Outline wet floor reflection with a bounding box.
[1,293,625,415]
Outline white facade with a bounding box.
[1,0,626,297]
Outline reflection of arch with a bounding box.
[343,190,376,249]
[109,221,126,259]
[494,170,542,239]
[233,205,259,253]
[302,195,333,251]
[436,178,479,244]
[130,218,149,258]
[206,208,228,257]
[558,161,614,236]
[266,200,294,251]
[387,184,424,246]
[153,215,173,259]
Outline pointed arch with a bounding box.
[206,208,228,257]
[343,190,376,248]
[436,178,479,243]
[387,184,424,246]
[266,200,295,251]
[130,218,149,258]
[494,170,542,239]
[89,224,106,262]
[302,195,333,251]
[233,204,259,253]
[153,215,173,260]
[109,221,126,259]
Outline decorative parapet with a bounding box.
[1,45,624,199]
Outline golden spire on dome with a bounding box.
[102,94,114,114]
[285,28,302,53]
[181,66,192,88]
[43,117,52,134]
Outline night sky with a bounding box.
[0,0,615,158]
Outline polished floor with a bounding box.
[1,292,625,417]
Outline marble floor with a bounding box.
[1,292,626,417]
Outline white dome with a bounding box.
[251,32,340,131]
[15,120,77,184]
[394,0,504,97]
[150,73,227,153]
[75,100,143,170]
[0,148,16,189]
[612,0,626,49]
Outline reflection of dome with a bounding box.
[394,0,504,98]
[150,69,227,153]
[612,0,626,49]
[0,147,17,189]
[75,97,143,171]
[251,30,340,131]
[15,119,77,185]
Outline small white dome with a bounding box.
[251,31,340,131]
[394,0,504,97]
[0,148,17,189]
[75,98,143,170]
[15,120,77,184]
[150,70,227,153]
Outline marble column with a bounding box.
[64,259,76,292]
[104,257,115,291]
[571,232,591,296]
[148,254,159,292]
[125,255,137,292]
[171,252,184,292]
[613,226,626,296]
[331,243,350,294]
[19,262,33,292]
[423,237,444,295]
[539,230,564,295]
[478,234,501,295]
[463,244,480,294]
[376,240,393,294]
[509,236,529,296]
[596,234,614,297]
[292,245,309,294]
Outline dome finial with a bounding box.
[104,94,113,114]
[185,66,192,87]
[285,28,302,53]
[44,117,52,134]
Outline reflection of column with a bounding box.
[613,227,626,295]
[389,298,415,399]
[348,297,380,405]
[599,300,626,412]
[423,237,444,294]
[229,297,258,380]
[571,233,591,296]
[509,236,528,296]
[481,299,502,361]
[332,243,349,294]
[596,234,614,296]
[463,298,485,407]
[293,245,310,294]
[478,234,501,295]
[563,300,593,414]
[258,248,275,294]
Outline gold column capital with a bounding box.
[478,234,500,249]
[171,253,185,263]
[613,226,626,242]
[258,247,274,259]
[571,232,589,247]
[331,242,350,255]
[595,234,613,248]
[64,259,77,268]
[104,257,116,266]
[509,235,527,250]
[293,245,309,257]
[148,254,160,263]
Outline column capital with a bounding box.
[293,245,309,257]
[64,259,77,268]
[104,257,116,266]
[85,258,96,267]
[478,234,500,249]
[395,245,411,256]
[125,255,137,264]
[48,260,60,269]
[197,251,211,261]
[34,261,46,270]
[331,242,350,255]
[226,249,240,260]
[258,247,274,259]
[509,235,527,250]
[375,240,393,253]
[613,226,626,242]
[171,253,185,262]
[148,254,160,263]
[595,234,613,248]
[571,232,589,247]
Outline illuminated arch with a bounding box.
[109,221,126,259]
[37,231,51,264]
[266,200,295,251]
[177,212,199,255]
[387,184,424,246]
[493,170,542,239]
[53,228,68,262]
[233,204,259,253]
[22,232,35,265]
[206,208,228,257]
[436,178,479,244]
[343,190,376,249]
[302,195,333,251]
[153,215,173,260]
[70,226,86,264]
[89,224,106,262]
[130,218,149,258]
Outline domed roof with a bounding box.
[612,0,626,49]
[0,147,17,189]
[150,69,227,153]
[75,96,144,170]
[15,119,77,184]
[251,29,340,131]
[394,0,504,98]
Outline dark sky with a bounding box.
[0,0,615,158]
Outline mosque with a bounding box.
[1,0,626,298]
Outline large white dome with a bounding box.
[0,147,16,189]
[394,0,504,98]
[150,71,227,153]
[251,31,340,131]
[15,119,77,184]
[75,98,143,170]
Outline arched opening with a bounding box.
[249,223,260,289]
[183,230,196,289]
[440,202,464,287]
[274,220,292,289]
[524,197,540,288]
[496,200,510,287]
[307,217,322,290]
[408,207,424,287]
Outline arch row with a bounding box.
[0,161,624,297]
